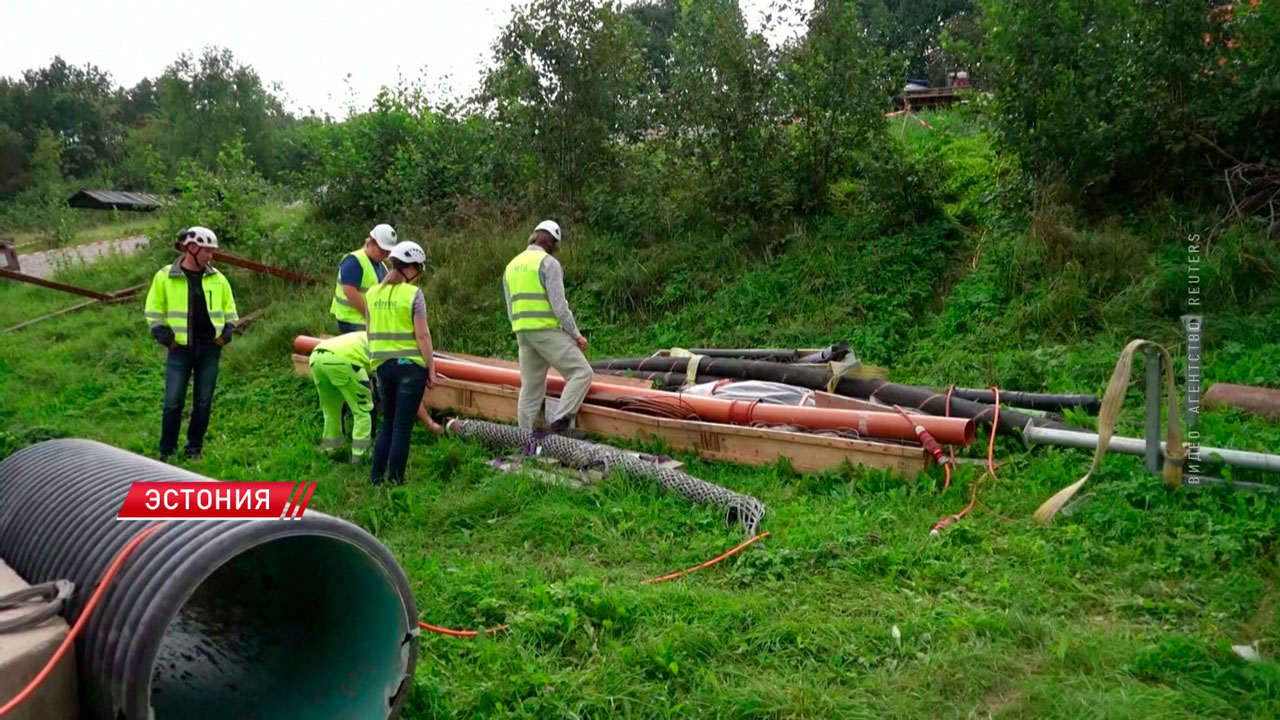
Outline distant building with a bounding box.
[66,189,162,212]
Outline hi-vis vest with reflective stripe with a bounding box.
[366,283,422,369]
[313,331,370,370]
[143,259,237,346]
[503,248,559,332]
[330,250,381,324]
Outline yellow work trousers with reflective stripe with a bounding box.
[310,352,374,457]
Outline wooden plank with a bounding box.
[292,353,929,476]
[427,375,929,476]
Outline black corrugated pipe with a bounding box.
[0,439,420,720]
[948,387,1101,414]
[592,356,1078,435]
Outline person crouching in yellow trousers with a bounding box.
[309,331,375,464]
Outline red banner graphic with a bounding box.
[117,481,317,520]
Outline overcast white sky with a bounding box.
[0,0,809,118]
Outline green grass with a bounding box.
[6,212,157,253]
[3,111,1279,718]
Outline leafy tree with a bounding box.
[481,0,649,212]
[155,47,290,178]
[783,0,901,212]
[664,0,789,223]
[0,57,120,181]
[971,0,1277,203]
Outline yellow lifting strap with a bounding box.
[1034,339,1188,524]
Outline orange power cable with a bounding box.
[418,620,509,638]
[643,531,771,584]
[0,522,165,717]
[930,387,1001,536]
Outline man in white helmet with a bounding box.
[331,223,397,333]
[143,226,238,461]
[502,219,592,434]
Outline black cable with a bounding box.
[0,579,74,634]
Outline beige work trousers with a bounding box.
[516,329,592,429]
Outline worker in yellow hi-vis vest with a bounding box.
[308,331,374,464]
[330,223,396,333]
[365,241,438,483]
[502,220,592,433]
[143,226,238,462]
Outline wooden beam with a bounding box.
[0,267,112,300]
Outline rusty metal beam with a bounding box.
[232,308,264,333]
[1,284,145,333]
[0,267,112,300]
[212,251,316,285]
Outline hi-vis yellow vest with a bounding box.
[313,331,370,370]
[143,259,237,346]
[330,250,380,325]
[366,283,422,369]
[503,248,559,332]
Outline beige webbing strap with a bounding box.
[826,357,863,393]
[1034,339,1187,524]
[686,353,702,385]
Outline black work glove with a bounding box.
[217,324,235,347]
[152,325,176,347]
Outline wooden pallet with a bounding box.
[292,353,929,477]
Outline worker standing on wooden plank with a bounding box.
[143,226,238,461]
[309,331,375,464]
[330,223,396,332]
[502,220,592,433]
[366,241,438,483]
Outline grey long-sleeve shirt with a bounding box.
[503,245,581,338]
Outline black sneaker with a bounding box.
[184,447,202,460]
[549,416,588,440]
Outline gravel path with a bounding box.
[13,236,151,279]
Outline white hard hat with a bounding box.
[369,223,398,251]
[178,226,218,249]
[389,240,426,266]
[534,220,561,242]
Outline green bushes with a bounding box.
[970,0,1280,205]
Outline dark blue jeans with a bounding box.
[371,361,427,483]
[161,343,222,457]
[336,320,366,334]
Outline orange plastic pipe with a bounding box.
[293,336,975,445]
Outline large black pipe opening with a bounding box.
[0,439,420,720]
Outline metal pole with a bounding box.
[1183,476,1279,495]
[1023,423,1280,474]
[1144,347,1162,474]
[1182,314,1202,432]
